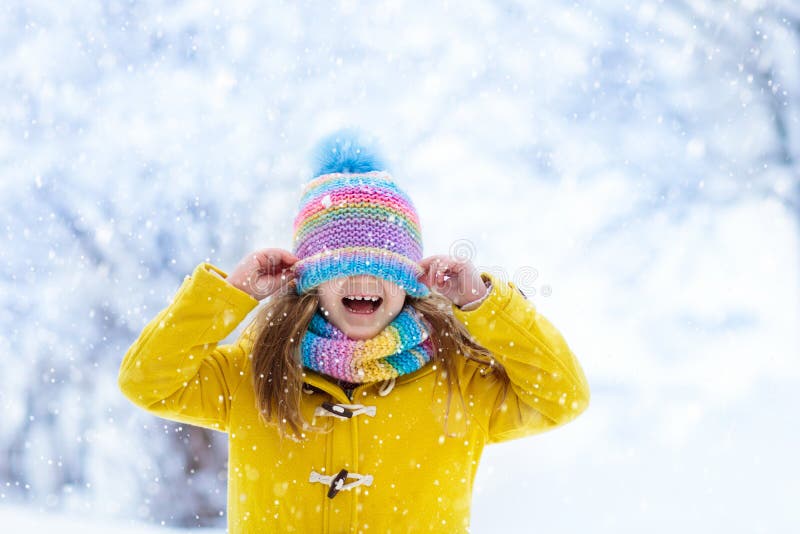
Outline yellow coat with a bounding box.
[118,262,590,533]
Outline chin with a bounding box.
[342,326,381,341]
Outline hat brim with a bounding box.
[293,247,430,298]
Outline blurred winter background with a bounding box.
[1,0,798,532]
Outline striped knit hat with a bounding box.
[291,129,430,298]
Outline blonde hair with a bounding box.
[241,281,511,442]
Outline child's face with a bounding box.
[316,274,407,340]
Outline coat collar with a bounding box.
[302,362,438,404]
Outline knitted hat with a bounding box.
[291,129,430,298]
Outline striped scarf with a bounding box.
[300,304,434,384]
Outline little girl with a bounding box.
[118,129,590,533]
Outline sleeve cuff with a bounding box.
[452,271,531,326]
[458,277,493,311]
[192,262,260,311]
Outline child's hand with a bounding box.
[226,248,299,301]
[417,254,488,308]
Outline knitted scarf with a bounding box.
[300,303,434,385]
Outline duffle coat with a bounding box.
[118,262,590,533]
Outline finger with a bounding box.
[435,261,447,287]
[417,261,435,288]
[431,259,444,287]
[416,262,430,283]
[431,258,446,280]
[418,254,446,273]
[415,262,429,285]
[254,250,277,271]
[278,249,300,264]
[278,266,296,283]
[416,262,429,284]
[418,256,434,272]
[246,270,272,297]
[262,250,294,274]
[416,257,429,274]
[448,256,468,273]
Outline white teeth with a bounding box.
[345,295,380,301]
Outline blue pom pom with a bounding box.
[311,127,387,177]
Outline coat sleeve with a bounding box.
[118,262,260,433]
[451,271,590,444]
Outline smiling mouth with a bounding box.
[341,295,383,315]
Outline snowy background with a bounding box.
[1,0,799,532]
